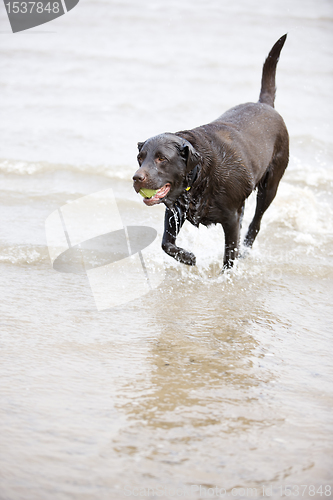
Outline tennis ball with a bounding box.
[139,188,158,199]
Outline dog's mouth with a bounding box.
[141,183,171,206]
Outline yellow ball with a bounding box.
[139,188,158,199]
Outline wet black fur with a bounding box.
[133,35,289,269]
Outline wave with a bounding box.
[0,245,49,265]
[0,159,133,180]
[1,133,332,182]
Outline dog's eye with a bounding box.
[137,155,143,164]
[156,156,166,163]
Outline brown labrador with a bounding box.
[133,35,289,270]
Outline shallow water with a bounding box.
[0,0,333,498]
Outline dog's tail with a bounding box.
[259,34,287,108]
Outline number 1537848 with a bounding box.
[5,2,60,14]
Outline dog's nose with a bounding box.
[133,171,146,182]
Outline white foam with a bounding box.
[266,182,333,237]
[288,154,333,189]
[0,159,134,180]
[0,245,48,265]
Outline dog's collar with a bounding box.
[185,163,200,191]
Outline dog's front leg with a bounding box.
[162,207,196,266]
[221,209,242,269]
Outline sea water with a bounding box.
[0,0,332,498]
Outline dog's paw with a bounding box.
[162,242,196,266]
[184,251,196,266]
[222,259,235,271]
[239,246,251,259]
[177,249,196,266]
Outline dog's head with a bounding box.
[133,133,201,207]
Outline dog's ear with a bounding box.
[137,141,145,152]
[180,140,201,173]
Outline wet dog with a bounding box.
[133,35,289,269]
